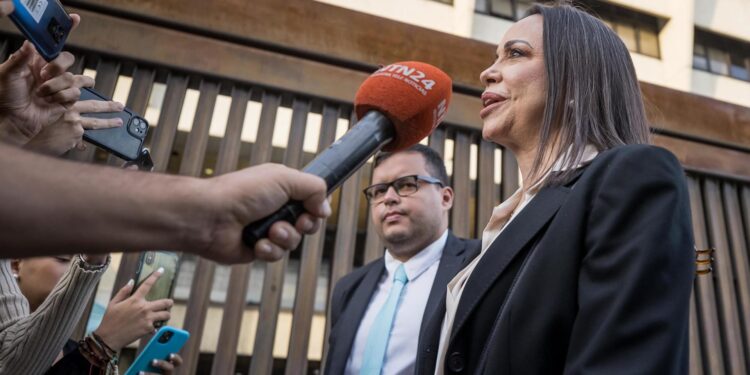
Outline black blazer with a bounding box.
[325,232,480,375]
[417,145,695,375]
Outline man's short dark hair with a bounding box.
[373,144,450,186]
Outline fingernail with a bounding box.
[152,359,159,366]
[156,267,164,274]
[277,227,289,240]
[139,372,145,375]
[322,200,332,216]
[116,118,123,125]
[302,219,314,232]
[116,102,125,110]
[258,243,272,254]
[169,353,175,361]
[127,279,134,286]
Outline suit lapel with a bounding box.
[450,185,571,339]
[419,234,467,339]
[416,235,480,374]
[328,260,384,374]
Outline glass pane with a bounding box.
[515,0,536,19]
[730,64,749,80]
[708,47,729,75]
[475,0,488,13]
[693,55,709,70]
[730,54,750,80]
[639,28,660,57]
[616,22,638,51]
[490,0,513,18]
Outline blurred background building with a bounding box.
[2,0,749,374]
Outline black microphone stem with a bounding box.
[242,111,395,248]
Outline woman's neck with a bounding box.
[511,143,538,190]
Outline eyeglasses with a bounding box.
[363,175,444,204]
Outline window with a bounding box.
[475,0,663,58]
[694,28,750,82]
[475,0,528,20]
[582,1,663,58]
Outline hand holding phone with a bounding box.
[124,326,189,375]
[133,251,180,328]
[93,271,175,351]
[80,87,149,161]
[23,94,124,155]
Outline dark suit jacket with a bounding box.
[417,145,695,375]
[325,232,480,375]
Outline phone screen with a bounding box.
[134,251,179,303]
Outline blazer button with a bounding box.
[448,352,465,372]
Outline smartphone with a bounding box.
[124,326,189,375]
[80,88,149,161]
[133,251,180,327]
[8,0,72,61]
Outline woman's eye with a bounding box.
[509,48,524,58]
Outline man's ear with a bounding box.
[442,186,454,210]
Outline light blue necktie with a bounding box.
[360,264,409,375]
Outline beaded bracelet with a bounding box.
[79,334,119,375]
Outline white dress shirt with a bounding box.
[434,145,599,374]
[346,229,449,375]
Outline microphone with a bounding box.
[242,61,452,247]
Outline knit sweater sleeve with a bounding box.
[0,256,108,375]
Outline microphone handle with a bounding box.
[242,111,395,248]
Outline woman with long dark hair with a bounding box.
[418,3,694,374]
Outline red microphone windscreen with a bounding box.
[354,61,452,152]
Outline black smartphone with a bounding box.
[133,251,180,328]
[8,0,73,61]
[80,88,149,161]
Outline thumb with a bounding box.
[0,42,35,76]
[111,279,135,303]
[280,169,330,218]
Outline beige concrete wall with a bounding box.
[316,0,467,36]
[695,0,750,41]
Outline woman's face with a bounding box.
[12,256,72,311]
[479,14,547,151]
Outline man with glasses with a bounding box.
[325,144,480,375]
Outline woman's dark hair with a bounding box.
[524,2,650,187]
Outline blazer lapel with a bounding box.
[450,185,571,339]
[328,260,385,374]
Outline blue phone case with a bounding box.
[124,326,189,375]
[8,0,73,61]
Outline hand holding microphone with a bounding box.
[242,61,453,248]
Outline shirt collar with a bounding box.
[384,229,448,282]
[550,144,599,172]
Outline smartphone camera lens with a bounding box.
[128,117,148,139]
[47,18,62,44]
[158,331,173,343]
[145,252,155,265]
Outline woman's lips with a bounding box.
[480,92,508,119]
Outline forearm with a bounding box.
[0,142,213,257]
[0,256,107,375]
